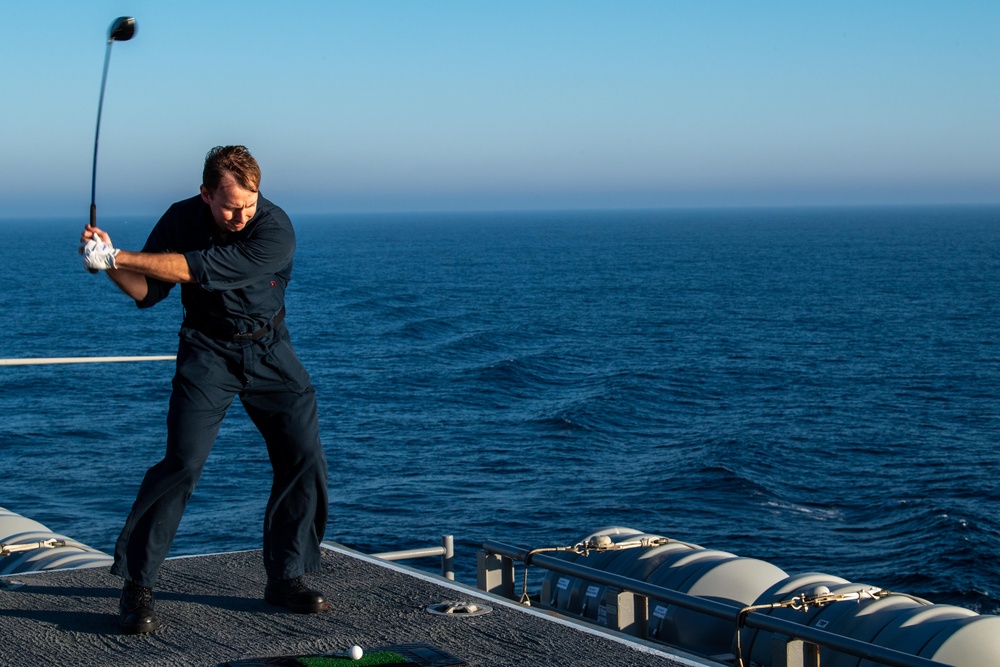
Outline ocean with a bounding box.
[1,206,997,614]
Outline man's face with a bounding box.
[200,172,259,233]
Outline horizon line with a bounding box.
[2,201,999,223]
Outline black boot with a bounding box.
[119,582,160,634]
[264,576,327,613]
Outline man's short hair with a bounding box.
[203,145,261,193]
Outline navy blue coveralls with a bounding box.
[110,194,329,588]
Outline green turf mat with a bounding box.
[221,642,465,667]
[297,651,406,666]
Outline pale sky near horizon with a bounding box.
[1,1,998,218]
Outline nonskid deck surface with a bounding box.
[0,543,706,667]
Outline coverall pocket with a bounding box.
[175,332,221,387]
[262,337,311,394]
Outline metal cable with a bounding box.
[518,536,674,606]
[1,539,67,558]
[734,586,893,667]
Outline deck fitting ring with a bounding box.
[425,600,493,617]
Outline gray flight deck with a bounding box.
[0,543,714,667]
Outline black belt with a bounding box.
[186,306,285,342]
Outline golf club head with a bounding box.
[108,17,136,43]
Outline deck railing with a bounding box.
[478,540,948,667]
[372,535,455,581]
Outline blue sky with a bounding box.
[1,1,998,217]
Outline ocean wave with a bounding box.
[384,316,461,341]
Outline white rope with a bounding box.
[0,355,175,366]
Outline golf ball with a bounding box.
[349,645,363,660]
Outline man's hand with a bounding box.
[80,234,120,271]
[77,223,191,299]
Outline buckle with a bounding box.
[230,308,283,342]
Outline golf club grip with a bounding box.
[87,204,99,274]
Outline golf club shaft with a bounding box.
[89,17,136,231]
[90,41,114,229]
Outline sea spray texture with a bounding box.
[0,207,997,613]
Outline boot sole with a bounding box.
[264,592,328,614]
[119,615,161,634]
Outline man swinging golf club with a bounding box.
[80,145,329,634]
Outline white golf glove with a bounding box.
[80,236,120,271]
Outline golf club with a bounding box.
[90,16,137,231]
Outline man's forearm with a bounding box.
[114,250,194,284]
[106,266,150,301]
